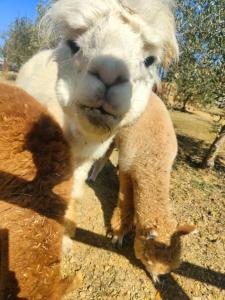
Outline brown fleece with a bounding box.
[0,83,78,299]
[111,93,195,276]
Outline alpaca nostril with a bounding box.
[105,76,128,89]
[89,56,130,87]
[89,70,128,88]
[89,71,101,81]
[114,75,127,85]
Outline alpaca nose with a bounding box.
[89,55,129,87]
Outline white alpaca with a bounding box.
[17,0,178,237]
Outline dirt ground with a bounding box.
[62,111,225,300]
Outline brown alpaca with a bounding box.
[0,84,79,299]
[110,93,196,282]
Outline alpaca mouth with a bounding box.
[80,105,118,125]
[78,104,120,129]
[80,105,116,119]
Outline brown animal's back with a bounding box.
[116,92,178,239]
[0,84,73,299]
[117,93,177,174]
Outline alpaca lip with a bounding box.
[80,105,116,119]
[79,104,119,129]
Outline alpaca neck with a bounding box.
[63,117,114,163]
[134,178,177,242]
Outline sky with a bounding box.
[0,0,39,45]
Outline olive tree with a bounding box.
[166,0,225,111]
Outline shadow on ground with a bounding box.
[0,229,26,300]
[177,134,208,166]
[85,153,225,299]
[177,134,225,172]
[75,226,225,300]
[88,160,119,229]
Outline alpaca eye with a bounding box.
[67,40,80,55]
[144,56,156,67]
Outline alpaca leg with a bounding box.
[89,157,108,182]
[64,160,93,238]
[89,141,115,182]
[51,273,82,300]
[111,171,134,247]
[64,200,77,239]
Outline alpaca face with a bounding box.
[134,225,196,282]
[47,0,178,139]
[55,15,156,139]
[134,235,181,282]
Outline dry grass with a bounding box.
[171,110,225,166]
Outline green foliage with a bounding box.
[31,0,57,50]
[166,0,225,110]
[1,17,37,68]
[0,0,224,110]
[0,0,54,68]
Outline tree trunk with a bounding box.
[181,97,190,112]
[2,60,9,79]
[202,125,225,169]
[3,60,9,73]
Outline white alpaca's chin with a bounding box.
[75,105,121,139]
[79,105,120,127]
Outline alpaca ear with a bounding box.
[138,228,158,240]
[144,229,158,240]
[176,224,197,236]
[162,39,179,68]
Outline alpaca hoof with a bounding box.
[62,235,74,253]
[111,234,124,248]
[106,228,113,239]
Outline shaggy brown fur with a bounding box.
[0,83,79,299]
[111,93,195,281]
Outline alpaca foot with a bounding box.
[111,234,124,248]
[62,235,74,253]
